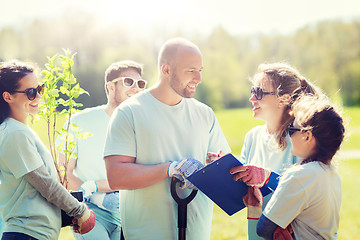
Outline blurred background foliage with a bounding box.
[1,14,360,110]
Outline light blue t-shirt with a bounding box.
[240,125,298,240]
[0,118,61,240]
[0,197,3,238]
[104,90,231,240]
[56,105,121,226]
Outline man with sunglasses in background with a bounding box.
[56,60,146,240]
[104,38,231,240]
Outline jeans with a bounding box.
[0,219,4,239]
[73,216,121,240]
[1,232,38,240]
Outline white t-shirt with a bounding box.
[56,105,121,226]
[0,118,61,240]
[240,125,298,240]
[104,90,231,240]
[57,105,110,182]
[264,161,341,240]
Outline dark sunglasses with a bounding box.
[287,127,302,137]
[251,86,276,100]
[111,77,147,89]
[12,84,45,101]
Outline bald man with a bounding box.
[104,38,231,240]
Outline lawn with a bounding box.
[29,107,360,239]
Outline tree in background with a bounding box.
[1,16,360,109]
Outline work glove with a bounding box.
[78,180,98,201]
[206,150,226,164]
[243,186,263,220]
[168,158,204,189]
[90,192,119,212]
[72,205,96,234]
[231,165,271,187]
[273,225,294,240]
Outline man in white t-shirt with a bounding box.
[57,60,146,240]
[104,38,231,240]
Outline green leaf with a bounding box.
[60,86,69,95]
[56,142,64,152]
[36,49,91,185]
[77,132,93,140]
[48,89,59,98]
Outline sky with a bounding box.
[1,0,360,36]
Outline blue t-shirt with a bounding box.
[104,90,231,240]
[240,125,298,240]
[0,118,61,240]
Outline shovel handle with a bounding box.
[170,177,198,205]
[171,177,198,240]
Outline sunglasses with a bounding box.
[251,86,276,100]
[287,127,302,137]
[111,77,147,89]
[12,84,45,101]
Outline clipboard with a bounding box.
[187,154,279,216]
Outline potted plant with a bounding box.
[38,49,90,226]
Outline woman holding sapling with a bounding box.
[0,61,95,240]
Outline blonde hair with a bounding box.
[252,62,321,150]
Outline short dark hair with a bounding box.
[292,95,345,165]
[0,60,34,124]
[104,60,143,94]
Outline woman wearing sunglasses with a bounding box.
[257,95,344,240]
[0,61,95,240]
[209,62,321,239]
[239,63,322,239]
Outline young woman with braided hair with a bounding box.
[0,61,95,240]
[257,95,344,240]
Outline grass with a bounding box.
[214,108,263,156]
[29,107,360,239]
[337,158,360,239]
[342,107,360,150]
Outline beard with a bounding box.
[169,72,196,98]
